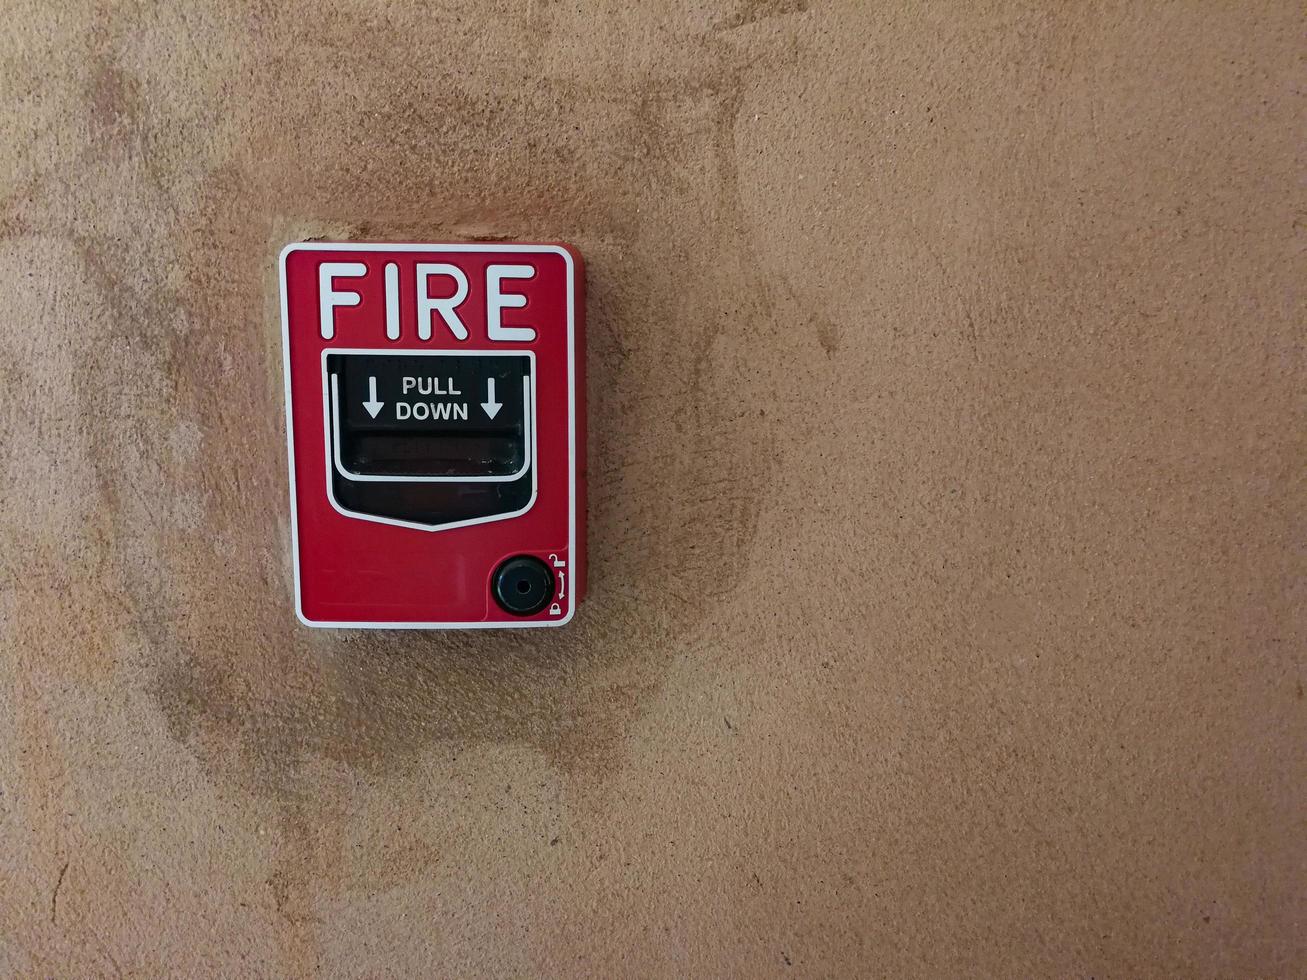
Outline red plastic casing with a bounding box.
[279,242,585,628]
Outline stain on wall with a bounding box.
[1,2,1302,976]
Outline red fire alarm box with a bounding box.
[279,242,585,628]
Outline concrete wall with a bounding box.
[2,2,1302,975]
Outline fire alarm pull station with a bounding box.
[279,242,585,628]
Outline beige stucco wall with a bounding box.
[1,2,1302,976]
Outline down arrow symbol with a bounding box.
[481,377,502,420]
[363,376,384,418]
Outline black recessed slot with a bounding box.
[325,351,534,527]
[341,432,525,477]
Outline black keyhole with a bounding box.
[492,556,554,616]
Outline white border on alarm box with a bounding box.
[279,242,578,630]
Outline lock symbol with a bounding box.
[549,602,562,616]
